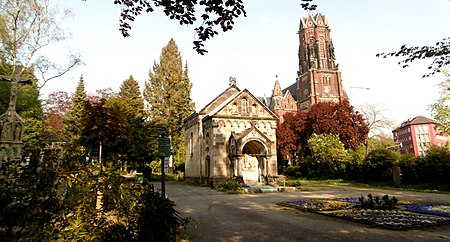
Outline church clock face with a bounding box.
[303,88,309,97]
[323,86,330,94]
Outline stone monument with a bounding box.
[0,67,32,168]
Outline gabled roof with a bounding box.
[299,13,328,30]
[257,96,271,107]
[199,84,240,115]
[283,83,298,101]
[394,116,436,131]
[206,88,278,119]
[231,125,272,144]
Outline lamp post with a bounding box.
[349,86,371,104]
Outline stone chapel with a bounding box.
[184,78,278,185]
[184,13,348,185]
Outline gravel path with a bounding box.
[154,181,450,242]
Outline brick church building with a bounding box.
[267,13,348,121]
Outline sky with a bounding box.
[42,0,450,128]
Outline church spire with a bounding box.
[296,13,347,110]
[272,77,283,97]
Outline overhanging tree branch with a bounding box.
[377,37,450,78]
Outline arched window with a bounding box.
[241,98,248,113]
[252,104,257,113]
[232,103,237,112]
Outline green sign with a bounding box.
[158,137,171,157]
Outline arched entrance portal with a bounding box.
[241,140,267,184]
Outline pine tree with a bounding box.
[119,75,144,113]
[64,75,87,144]
[116,75,150,169]
[144,39,195,167]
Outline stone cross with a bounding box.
[0,67,32,163]
[0,66,32,112]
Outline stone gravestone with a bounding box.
[393,166,402,185]
[0,67,32,170]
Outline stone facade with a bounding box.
[269,13,348,122]
[185,78,278,185]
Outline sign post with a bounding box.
[158,137,171,197]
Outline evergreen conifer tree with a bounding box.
[64,75,87,145]
[144,39,195,168]
[116,75,150,169]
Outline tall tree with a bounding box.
[307,133,349,177]
[64,75,87,145]
[117,75,151,169]
[279,100,369,157]
[0,0,80,89]
[79,98,128,165]
[43,91,72,137]
[119,75,144,113]
[144,39,195,167]
[358,103,394,138]
[276,112,305,162]
[303,100,369,151]
[430,71,450,134]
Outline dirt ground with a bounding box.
[155,181,450,242]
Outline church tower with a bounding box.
[296,13,347,110]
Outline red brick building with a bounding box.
[392,116,448,156]
[267,13,348,121]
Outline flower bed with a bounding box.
[320,209,450,230]
[279,197,450,230]
[279,199,351,211]
[406,204,450,217]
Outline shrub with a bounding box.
[216,179,244,193]
[416,146,450,185]
[283,165,302,178]
[362,149,399,182]
[397,153,418,184]
[358,194,398,210]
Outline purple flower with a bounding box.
[406,204,450,217]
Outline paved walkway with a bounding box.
[155,181,450,242]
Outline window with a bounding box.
[252,104,257,113]
[205,132,210,145]
[241,98,248,113]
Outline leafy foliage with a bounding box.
[216,179,244,194]
[43,91,72,137]
[277,100,369,161]
[430,71,450,134]
[415,146,450,185]
[362,148,399,182]
[144,39,195,167]
[79,98,128,164]
[1,159,187,241]
[377,38,450,78]
[0,0,80,89]
[113,0,247,54]
[307,133,350,178]
[304,100,369,151]
[63,76,87,145]
[276,115,300,161]
[112,0,316,54]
